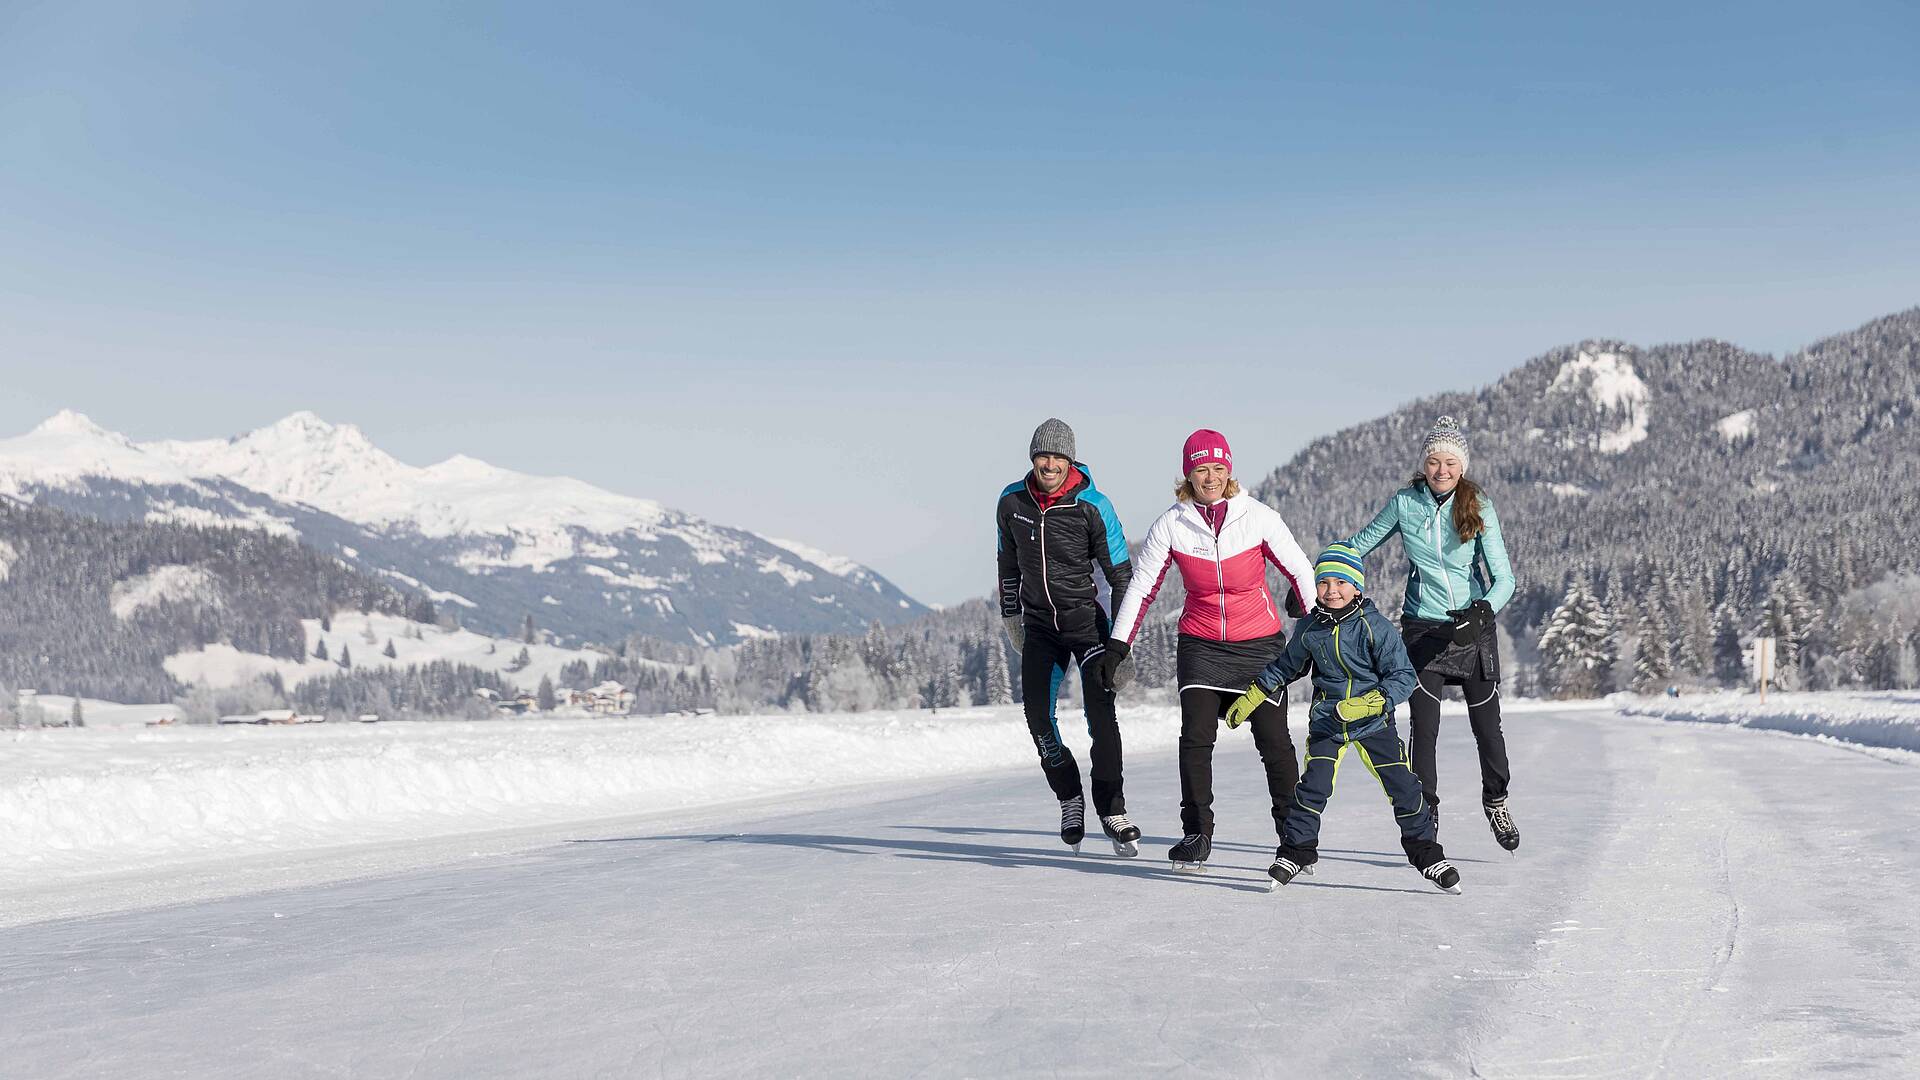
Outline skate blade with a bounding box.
[1111,839,1139,858]
[1169,861,1207,874]
[1068,841,1082,853]
[1265,877,1282,891]
[1436,882,1463,895]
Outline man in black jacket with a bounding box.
[995,418,1142,856]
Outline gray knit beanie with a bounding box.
[1029,418,1077,462]
[1421,415,1470,472]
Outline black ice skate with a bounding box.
[1059,795,1086,851]
[1100,813,1141,858]
[1267,856,1305,889]
[1422,859,1463,894]
[1265,847,1315,890]
[1484,800,1519,852]
[1168,833,1211,873]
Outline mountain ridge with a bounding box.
[0,411,925,646]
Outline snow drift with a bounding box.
[0,705,1182,891]
[1619,690,1920,754]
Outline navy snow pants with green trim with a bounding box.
[1278,714,1443,871]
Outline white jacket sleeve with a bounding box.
[1109,508,1175,644]
[1257,503,1315,614]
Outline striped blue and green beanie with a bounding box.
[1315,543,1366,590]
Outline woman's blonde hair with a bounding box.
[1176,477,1242,502]
[1410,472,1485,540]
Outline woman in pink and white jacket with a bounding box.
[1096,429,1316,870]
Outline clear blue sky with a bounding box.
[3,2,1917,605]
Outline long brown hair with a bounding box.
[1411,473,1485,540]
[1176,477,1242,502]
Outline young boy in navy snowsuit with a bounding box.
[1224,544,1462,893]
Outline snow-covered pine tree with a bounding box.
[338,643,352,670]
[383,638,397,659]
[313,637,329,662]
[1537,575,1616,699]
[983,618,1013,705]
[522,613,537,645]
[70,698,84,728]
[1711,604,1746,685]
[1630,608,1672,692]
[1761,576,1818,688]
[537,674,557,712]
[1659,573,1712,678]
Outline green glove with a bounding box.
[1224,684,1268,729]
[1335,689,1387,723]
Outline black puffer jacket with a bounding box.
[996,464,1133,636]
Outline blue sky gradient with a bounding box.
[3,2,1917,604]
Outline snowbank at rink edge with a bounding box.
[1617,689,1920,754]
[2,705,1192,890]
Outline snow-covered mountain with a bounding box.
[1248,306,1920,690]
[0,411,924,646]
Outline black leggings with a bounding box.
[1177,687,1298,837]
[1405,668,1510,813]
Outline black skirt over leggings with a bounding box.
[1175,634,1298,837]
[1402,616,1510,812]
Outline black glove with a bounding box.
[1284,589,1308,620]
[1446,599,1495,646]
[1095,639,1133,693]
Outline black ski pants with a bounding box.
[1406,669,1511,813]
[1021,614,1125,817]
[1178,687,1296,837]
[1278,715,1442,871]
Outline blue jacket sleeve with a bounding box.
[1084,493,1134,597]
[1475,497,1516,613]
[1255,622,1314,694]
[1366,609,1418,707]
[1342,494,1401,559]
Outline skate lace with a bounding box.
[1102,813,1134,831]
[1485,803,1516,834]
[1061,797,1085,830]
[1423,859,1456,880]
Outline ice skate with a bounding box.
[1100,813,1141,857]
[1422,859,1462,894]
[1484,800,1519,853]
[1059,795,1085,851]
[1267,856,1306,889]
[1168,833,1211,873]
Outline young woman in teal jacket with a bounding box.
[1341,417,1521,851]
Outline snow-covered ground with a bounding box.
[1618,689,1920,755]
[163,609,621,691]
[3,701,1916,1077]
[11,694,181,729]
[0,703,1182,902]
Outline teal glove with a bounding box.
[1335,689,1387,723]
[1224,684,1268,729]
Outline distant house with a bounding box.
[566,681,635,715]
[217,710,324,725]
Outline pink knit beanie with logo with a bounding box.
[1182,429,1232,477]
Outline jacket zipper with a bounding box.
[1429,501,1459,609]
[1038,502,1061,632]
[1332,617,1355,699]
